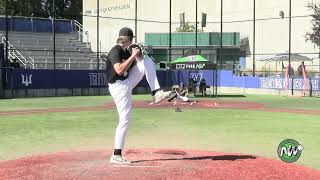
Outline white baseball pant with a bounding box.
[108,55,160,149]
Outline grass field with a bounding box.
[0,95,319,169]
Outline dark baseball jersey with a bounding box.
[106,45,131,84]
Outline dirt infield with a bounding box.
[1,100,320,116]
[0,149,319,180]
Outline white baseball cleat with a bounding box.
[153,90,172,103]
[109,155,131,165]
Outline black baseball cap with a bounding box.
[119,27,134,37]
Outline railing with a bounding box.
[0,17,101,69]
[73,20,106,53]
[0,35,34,68]
[74,20,89,43]
[1,35,36,68]
[31,59,104,70]
[29,56,35,69]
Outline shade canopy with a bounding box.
[171,55,209,63]
[170,55,216,70]
[257,53,313,62]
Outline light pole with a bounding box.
[97,0,100,70]
[196,0,198,51]
[5,0,9,67]
[53,0,56,69]
[220,0,223,70]
[253,0,256,77]
[135,0,138,43]
[289,0,292,95]
[169,0,172,62]
[289,0,292,75]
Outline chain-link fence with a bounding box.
[1,0,320,97]
[1,0,319,73]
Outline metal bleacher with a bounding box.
[0,19,105,70]
[0,31,103,70]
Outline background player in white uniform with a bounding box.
[107,27,171,164]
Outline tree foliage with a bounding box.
[176,22,203,32]
[0,0,4,14]
[306,2,320,49]
[0,0,82,23]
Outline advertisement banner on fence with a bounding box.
[4,69,320,92]
[5,69,108,89]
[260,77,319,91]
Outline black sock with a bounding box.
[114,149,122,156]
[151,89,160,96]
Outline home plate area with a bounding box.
[0,149,319,180]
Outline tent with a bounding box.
[257,53,312,62]
[256,52,313,74]
[170,55,216,70]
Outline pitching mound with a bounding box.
[0,149,319,180]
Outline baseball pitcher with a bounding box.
[106,27,171,164]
